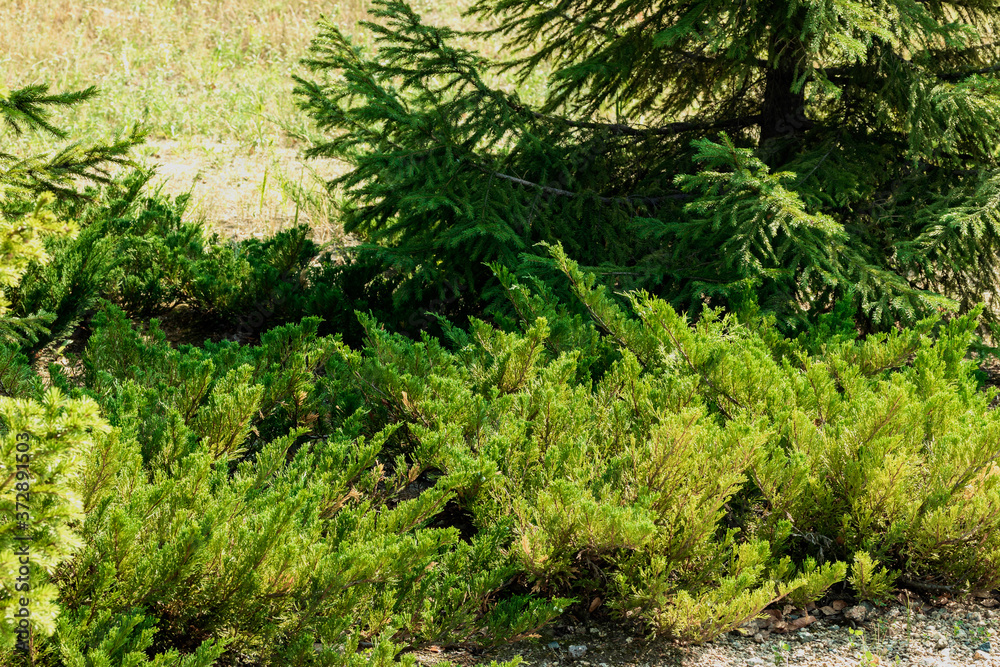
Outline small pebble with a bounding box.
[500,601,1000,667]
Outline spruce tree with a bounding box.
[296,0,1000,331]
[1,84,141,204]
[0,83,142,345]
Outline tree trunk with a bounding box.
[758,31,809,160]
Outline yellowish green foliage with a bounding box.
[0,194,75,315]
[0,389,110,646]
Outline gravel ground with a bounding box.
[422,592,1000,667]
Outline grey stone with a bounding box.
[568,644,587,659]
[547,641,560,650]
[977,641,991,653]
[844,605,869,622]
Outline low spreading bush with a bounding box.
[331,245,1000,639]
[5,99,1000,660]
[7,225,1000,663]
[1,300,557,665]
[8,173,419,353]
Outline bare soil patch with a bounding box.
[138,139,347,245]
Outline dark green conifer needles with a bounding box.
[296,0,1000,332]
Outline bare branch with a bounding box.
[480,167,691,204]
[529,111,763,137]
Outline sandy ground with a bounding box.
[137,138,347,245]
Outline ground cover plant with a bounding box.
[5,0,1000,664]
[6,204,1000,663]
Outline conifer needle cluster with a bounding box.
[296,0,1000,332]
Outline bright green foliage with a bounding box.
[6,210,1000,659]
[546,243,1000,591]
[779,557,847,611]
[10,177,148,350]
[0,193,72,315]
[31,302,545,665]
[0,388,110,650]
[0,83,142,345]
[53,609,227,667]
[4,109,1000,661]
[0,84,147,664]
[313,241,1000,640]
[296,0,1000,333]
[849,551,898,603]
[333,292,844,641]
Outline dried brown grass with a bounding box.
[0,0,533,240]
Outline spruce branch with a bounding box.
[0,84,98,137]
